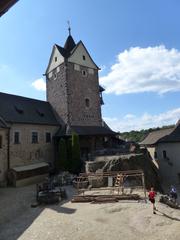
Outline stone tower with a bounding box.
[45,33,103,127]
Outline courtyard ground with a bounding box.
[0,185,179,240]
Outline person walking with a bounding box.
[148,187,157,214]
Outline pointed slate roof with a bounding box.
[55,44,69,58]
[158,121,180,143]
[0,0,18,17]
[64,35,76,53]
[55,123,116,137]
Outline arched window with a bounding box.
[162,150,167,159]
[82,70,87,77]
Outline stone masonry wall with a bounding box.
[67,62,102,126]
[9,123,59,168]
[46,62,68,124]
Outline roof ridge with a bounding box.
[0,91,47,103]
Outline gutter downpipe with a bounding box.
[7,127,10,170]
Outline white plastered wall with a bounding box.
[156,142,180,186]
[68,42,97,69]
[0,129,8,184]
[46,46,64,73]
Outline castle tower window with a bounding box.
[85,98,90,107]
[14,131,20,144]
[32,131,38,144]
[83,55,86,60]
[55,57,57,62]
[0,135,2,148]
[82,70,87,77]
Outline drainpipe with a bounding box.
[7,127,10,170]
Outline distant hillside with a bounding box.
[119,125,175,143]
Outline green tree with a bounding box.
[66,137,72,172]
[71,132,82,174]
[57,138,67,172]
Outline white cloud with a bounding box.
[99,65,106,72]
[104,108,180,132]
[31,78,46,91]
[100,45,180,95]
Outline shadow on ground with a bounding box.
[156,209,180,221]
[0,185,76,240]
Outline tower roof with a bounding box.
[64,35,76,53]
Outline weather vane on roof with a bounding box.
[67,20,71,36]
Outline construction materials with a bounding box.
[73,170,147,202]
[159,195,180,209]
[71,194,141,203]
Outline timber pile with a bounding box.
[71,194,141,203]
[91,196,118,204]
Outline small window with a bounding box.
[32,132,38,144]
[14,131,20,144]
[46,132,51,143]
[55,57,57,62]
[162,150,167,159]
[82,70,87,77]
[83,55,86,60]
[154,151,157,159]
[85,98,90,107]
[0,135,2,148]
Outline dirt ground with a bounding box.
[0,185,180,240]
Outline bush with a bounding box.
[71,132,82,174]
[55,138,67,172]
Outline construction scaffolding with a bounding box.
[72,170,147,203]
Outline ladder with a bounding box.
[114,174,124,194]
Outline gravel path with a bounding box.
[0,185,180,240]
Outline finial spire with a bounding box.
[67,20,71,36]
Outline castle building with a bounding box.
[0,31,116,186]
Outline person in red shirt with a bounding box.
[148,187,157,214]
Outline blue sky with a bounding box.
[1,0,180,132]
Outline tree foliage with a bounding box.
[71,132,82,174]
[57,138,68,171]
[56,133,82,174]
[119,124,175,143]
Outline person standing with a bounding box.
[148,187,157,214]
[170,185,178,203]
